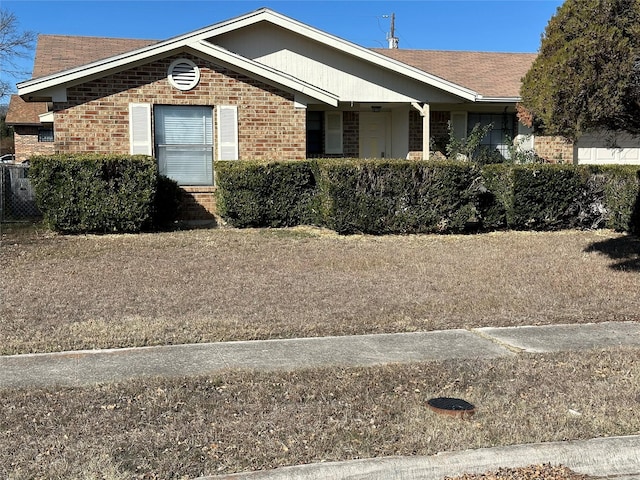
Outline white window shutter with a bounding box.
[217,105,238,160]
[450,111,468,140]
[129,103,152,155]
[325,111,343,154]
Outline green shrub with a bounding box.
[508,164,594,230]
[587,165,640,233]
[317,159,481,234]
[215,160,319,228]
[29,154,157,233]
[479,164,514,230]
[214,159,640,236]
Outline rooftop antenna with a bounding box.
[384,13,399,49]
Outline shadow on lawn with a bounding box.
[585,235,640,272]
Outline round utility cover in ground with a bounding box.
[427,397,476,418]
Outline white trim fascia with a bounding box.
[18,7,479,103]
[19,46,187,96]
[476,96,521,103]
[16,8,289,95]
[189,41,338,106]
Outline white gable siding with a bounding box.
[214,23,464,104]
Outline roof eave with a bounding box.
[18,13,339,106]
[476,96,521,103]
[5,120,43,126]
[18,7,481,103]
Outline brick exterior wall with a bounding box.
[534,136,574,164]
[343,111,359,158]
[47,53,307,218]
[53,53,305,160]
[13,127,55,162]
[180,186,216,221]
[430,111,451,151]
[408,110,450,160]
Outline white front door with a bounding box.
[360,112,391,158]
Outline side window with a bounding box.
[38,128,54,142]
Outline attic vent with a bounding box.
[168,59,200,91]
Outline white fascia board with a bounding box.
[16,8,286,96]
[18,45,186,96]
[476,96,521,103]
[189,41,338,106]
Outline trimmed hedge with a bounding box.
[591,165,640,232]
[216,159,482,235]
[215,159,640,236]
[316,159,480,234]
[479,164,640,233]
[509,164,593,231]
[29,154,160,233]
[479,163,513,231]
[215,160,319,228]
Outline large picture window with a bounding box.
[154,105,213,185]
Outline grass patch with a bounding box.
[1,348,638,479]
[1,226,640,354]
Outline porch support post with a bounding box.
[412,102,430,160]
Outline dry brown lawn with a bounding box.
[1,224,639,479]
[1,224,639,354]
[1,348,638,479]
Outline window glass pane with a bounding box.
[157,146,213,186]
[38,129,54,142]
[156,106,212,145]
[467,113,517,158]
[306,111,323,155]
[154,105,213,185]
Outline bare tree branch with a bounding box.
[0,8,36,101]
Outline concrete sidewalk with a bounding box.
[203,435,640,480]
[0,321,638,388]
[2,321,639,480]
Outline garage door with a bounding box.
[576,132,640,164]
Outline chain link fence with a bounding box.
[0,163,41,222]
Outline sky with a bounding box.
[2,0,565,97]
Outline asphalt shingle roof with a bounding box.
[5,95,49,125]
[32,34,158,78]
[372,48,536,98]
[11,34,537,124]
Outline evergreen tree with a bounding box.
[519,0,640,140]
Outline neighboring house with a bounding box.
[7,8,638,218]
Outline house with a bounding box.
[8,8,638,218]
